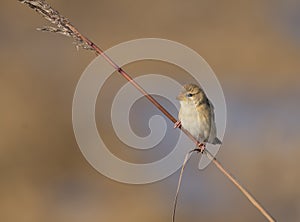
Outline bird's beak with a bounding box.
[176,93,184,101]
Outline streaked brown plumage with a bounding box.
[175,83,221,145]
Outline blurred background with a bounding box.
[1,0,300,221]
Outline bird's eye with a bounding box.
[187,93,193,97]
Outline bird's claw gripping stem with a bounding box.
[174,121,182,129]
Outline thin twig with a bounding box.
[18,1,276,221]
[172,149,198,222]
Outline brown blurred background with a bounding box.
[1,0,300,221]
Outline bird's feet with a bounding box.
[174,121,182,129]
[192,142,206,153]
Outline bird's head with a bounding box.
[176,83,206,105]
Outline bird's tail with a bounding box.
[213,137,222,145]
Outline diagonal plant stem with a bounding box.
[18,1,276,221]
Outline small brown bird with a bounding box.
[174,83,221,150]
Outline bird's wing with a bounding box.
[208,100,220,144]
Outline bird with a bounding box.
[174,83,221,152]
